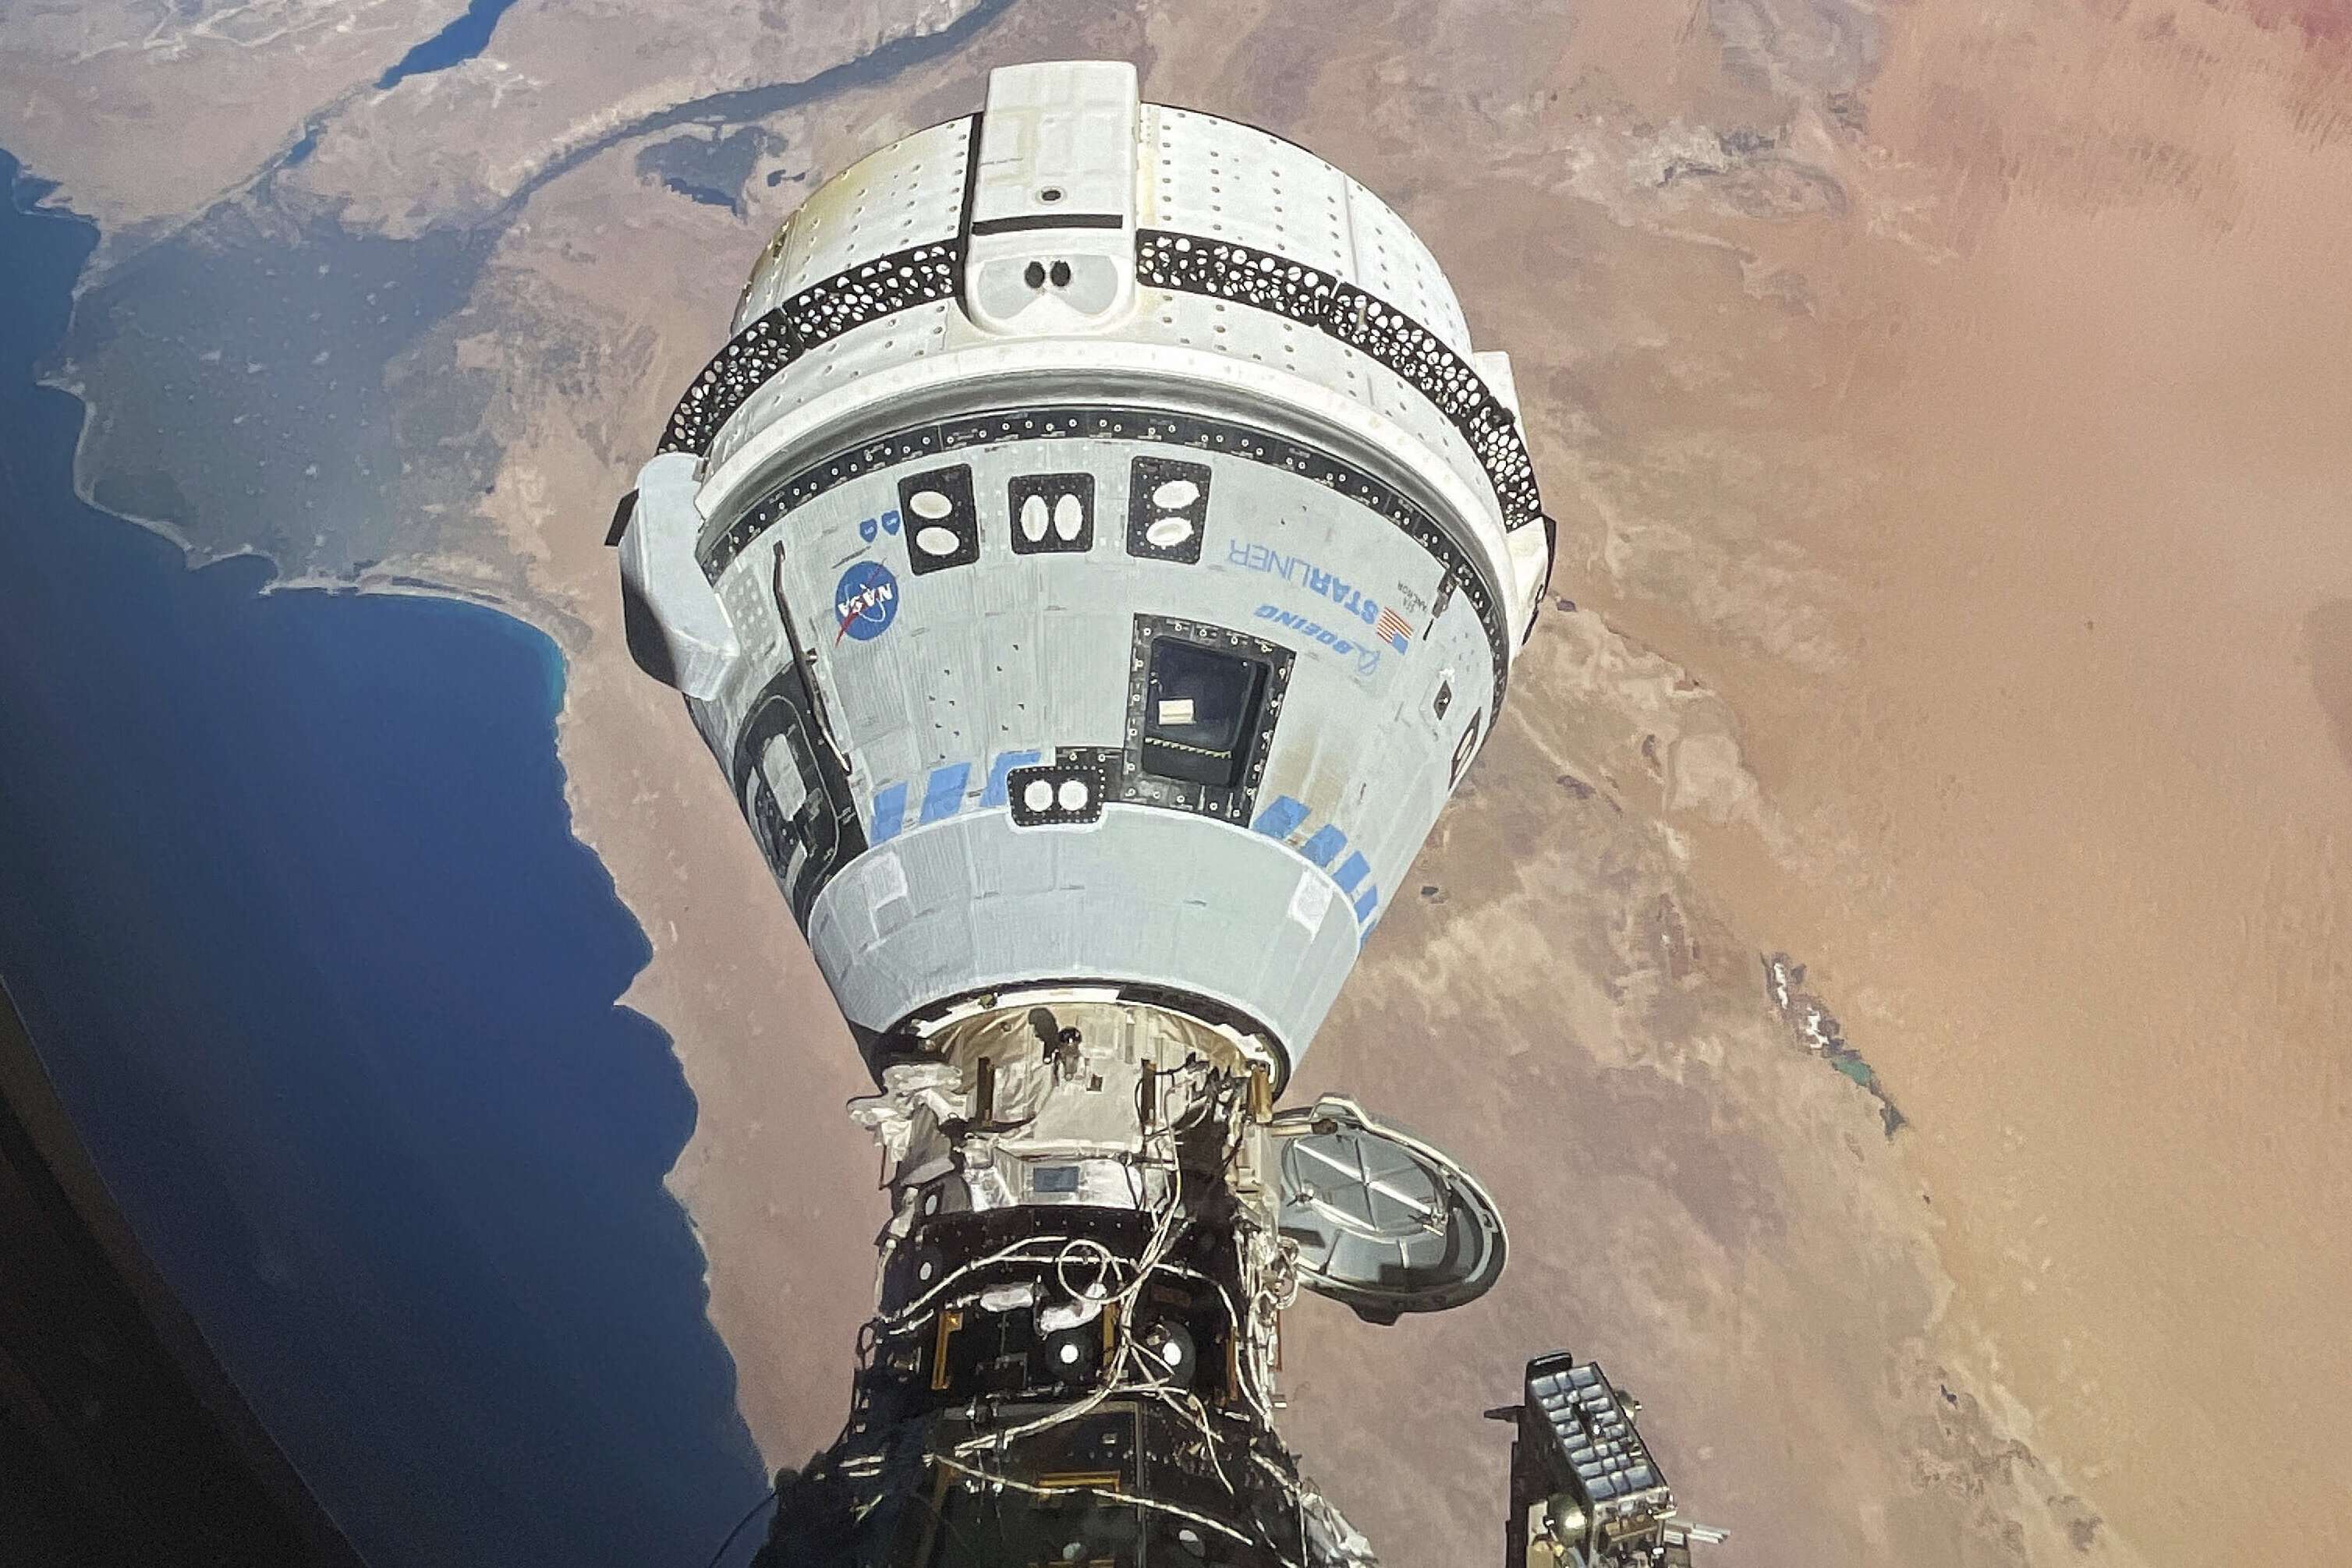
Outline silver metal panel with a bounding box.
[724,431,1493,929]
[618,452,739,699]
[1342,177,1474,358]
[1354,331,1506,519]
[807,806,1361,1055]
[972,62,1137,227]
[1272,1095,1507,1318]
[962,65,1142,340]
[1133,292,1502,525]
[1146,289,1351,385]
[733,119,972,330]
[1142,106,1358,281]
[707,301,958,476]
[1133,103,1474,355]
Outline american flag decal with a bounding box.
[1374,603,1414,653]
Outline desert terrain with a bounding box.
[6,0,2350,1562]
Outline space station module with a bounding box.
[617,59,1702,1568]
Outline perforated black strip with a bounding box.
[654,221,1544,554]
[1133,230,1544,536]
[656,239,964,458]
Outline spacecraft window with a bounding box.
[1125,456,1210,564]
[1140,638,1270,788]
[895,465,979,575]
[1008,473,1095,554]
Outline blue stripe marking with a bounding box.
[870,781,909,843]
[1298,824,1347,869]
[1352,884,1380,923]
[919,761,971,826]
[982,749,1042,808]
[1252,795,1310,839]
[1331,851,1371,895]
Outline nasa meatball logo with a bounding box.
[833,560,899,642]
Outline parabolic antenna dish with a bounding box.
[1273,1095,1508,1323]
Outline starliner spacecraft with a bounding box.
[616,60,1713,1568]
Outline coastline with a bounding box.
[29,307,865,1462]
[0,152,778,1564]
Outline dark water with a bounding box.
[635,129,785,215]
[0,153,770,1568]
[62,204,498,577]
[377,0,526,89]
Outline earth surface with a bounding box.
[4,0,2350,1563]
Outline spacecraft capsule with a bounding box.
[606,61,1729,1568]
[621,59,1552,1081]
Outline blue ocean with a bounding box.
[0,155,771,1566]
